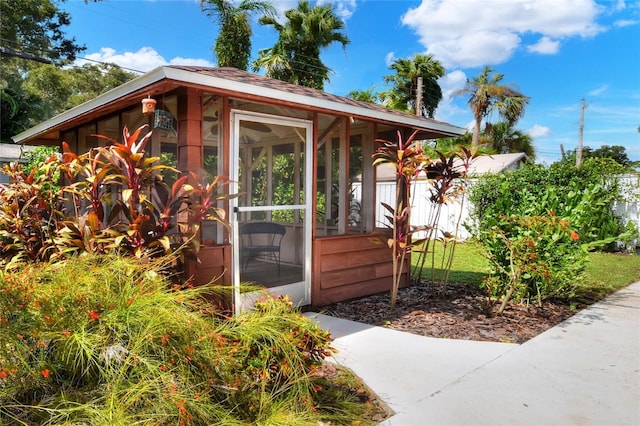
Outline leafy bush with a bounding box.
[479,214,588,311]
[466,158,634,309]
[22,145,60,175]
[0,255,366,425]
[0,156,65,266]
[468,157,636,251]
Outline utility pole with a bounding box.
[415,77,423,117]
[0,46,51,64]
[576,98,585,168]
[560,144,565,160]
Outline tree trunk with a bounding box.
[472,115,482,148]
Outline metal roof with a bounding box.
[465,152,528,176]
[13,66,466,144]
[375,152,529,181]
[0,143,37,162]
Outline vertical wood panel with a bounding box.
[194,244,231,286]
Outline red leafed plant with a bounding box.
[373,131,479,310]
[372,130,430,310]
[412,145,477,287]
[0,125,233,275]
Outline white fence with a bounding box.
[358,174,640,246]
[615,174,640,247]
[371,180,474,240]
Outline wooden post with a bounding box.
[177,88,203,174]
[176,88,203,283]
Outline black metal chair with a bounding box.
[239,222,286,275]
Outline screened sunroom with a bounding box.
[13,66,464,308]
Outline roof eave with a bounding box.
[13,67,168,144]
[14,66,465,143]
[161,67,465,137]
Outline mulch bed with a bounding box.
[321,281,578,344]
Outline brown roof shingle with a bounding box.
[167,65,460,131]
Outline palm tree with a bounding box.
[487,122,535,158]
[252,0,349,90]
[347,88,380,104]
[200,0,275,70]
[382,54,445,118]
[454,66,530,148]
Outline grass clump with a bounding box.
[0,254,372,425]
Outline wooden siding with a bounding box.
[312,234,409,306]
[191,244,232,286]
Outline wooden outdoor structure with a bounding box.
[13,66,464,308]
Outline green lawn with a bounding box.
[412,241,640,302]
[578,251,640,301]
[412,241,487,284]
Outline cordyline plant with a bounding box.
[373,131,479,310]
[0,125,233,275]
[412,146,476,287]
[373,130,429,311]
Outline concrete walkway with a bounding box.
[306,281,640,425]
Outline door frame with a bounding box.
[229,110,313,312]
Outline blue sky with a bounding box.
[62,0,640,164]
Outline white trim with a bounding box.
[237,205,306,212]
[230,110,313,312]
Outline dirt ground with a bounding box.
[321,281,577,344]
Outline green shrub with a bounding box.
[479,214,588,310]
[22,145,60,175]
[468,158,636,251]
[0,255,362,425]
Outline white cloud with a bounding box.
[385,51,396,66]
[464,119,476,132]
[77,47,213,73]
[527,124,552,138]
[331,0,357,20]
[434,70,469,121]
[168,57,214,68]
[257,0,296,23]
[614,19,639,27]
[527,36,560,54]
[440,70,467,97]
[588,84,608,96]
[612,0,627,12]
[401,0,605,68]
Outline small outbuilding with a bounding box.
[13,66,465,308]
[0,143,38,184]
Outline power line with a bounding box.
[0,37,144,74]
[73,56,144,74]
